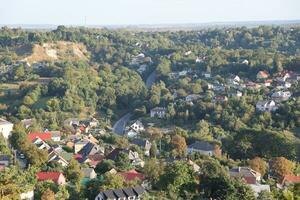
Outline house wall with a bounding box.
[20,190,34,200]
[0,123,13,139]
[0,160,9,166]
[244,177,257,184]
[187,148,213,156]
[58,174,66,185]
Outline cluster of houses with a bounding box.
[130,53,152,74]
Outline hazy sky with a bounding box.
[0,0,299,25]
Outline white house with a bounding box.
[184,50,192,56]
[256,100,278,112]
[271,91,292,101]
[130,120,145,133]
[185,94,203,102]
[0,118,13,139]
[20,190,34,200]
[50,131,61,142]
[242,59,249,65]
[126,129,139,138]
[150,107,166,118]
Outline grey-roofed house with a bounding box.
[78,142,104,157]
[187,141,216,156]
[131,138,152,156]
[0,155,10,167]
[94,185,145,200]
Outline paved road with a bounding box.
[112,113,132,135]
[112,70,156,135]
[146,70,156,88]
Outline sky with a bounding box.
[0,0,299,25]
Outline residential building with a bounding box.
[27,132,52,142]
[131,138,152,156]
[256,71,269,79]
[279,175,300,188]
[249,184,270,197]
[256,100,278,112]
[185,94,203,102]
[118,169,145,182]
[212,95,228,103]
[94,186,145,200]
[0,118,13,139]
[81,168,97,179]
[187,141,219,156]
[36,172,66,185]
[0,155,10,167]
[229,167,261,184]
[130,120,145,133]
[20,190,34,200]
[271,91,292,101]
[50,131,61,142]
[150,107,166,118]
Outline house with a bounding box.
[50,131,61,142]
[184,50,192,56]
[230,90,242,97]
[27,132,52,142]
[242,59,249,65]
[228,75,241,85]
[94,186,145,200]
[74,140,89,154]
[178,70,188,76]
[202,72,211,78]
[212,96,228,103]
[187,141,219,156]
[263,79,273,87]
[64,118,80,127]
[212,84,226,92]
[229,167,261,184]
[20,119,34,129]
[279,175,300,188]
[249,184,270,197]
[276,71,291,82]
[130,120,145,133]
[277,82,292,89]
[106,148,144,167]
[271,91,292,101]
[78,142,104,157]
[32,137,51,151]
[118,169,145,182]
[36,172,66,185]
[256,71,269,79]
[81,168,97,179]
[0,155,10,167]
[20,190,34,200]
[150,107,166,118]
[48,150,69,166]
[185,94,203,102]
[256,100,278,112]
[126,129,139,138]
[131,138,152,156]
[0,118,13,139]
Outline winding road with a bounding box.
[112,70,157,135]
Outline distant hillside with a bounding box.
[19,41,89,63]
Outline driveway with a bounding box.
[112,113,132,135]
[146,70,156,88]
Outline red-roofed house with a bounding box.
[257,71,269,80]
[119,169,145,182]
[28,132,52,142]
[36,172,66,185]
[280,175,300,187]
